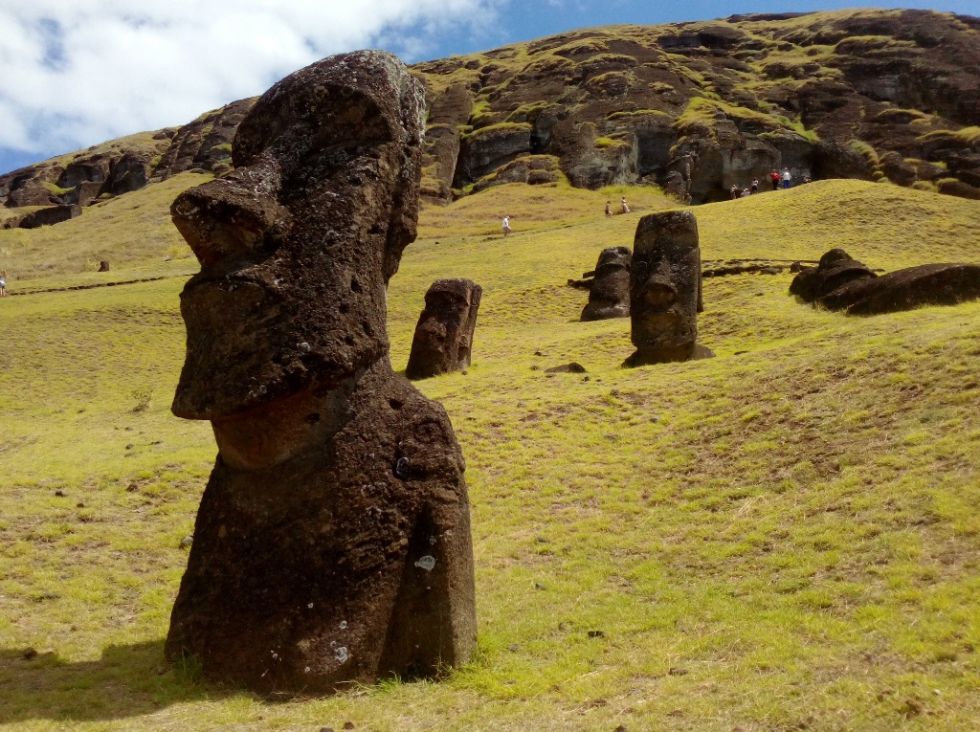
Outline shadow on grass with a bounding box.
[0,640,231,724]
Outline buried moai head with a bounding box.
[625,210,711,366]
[581,246,631,321]
[789,248,876,303]
[170,50,425,420]
[406,279,482,380]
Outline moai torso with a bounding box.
[581,246,631,321]
[165,50,476,695]
[405,278,482,380]
[625,210,712,366]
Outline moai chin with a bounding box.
[165,51,476,695]
[624,210,713,366]
[581,246,631,321]
[405,278,482,380]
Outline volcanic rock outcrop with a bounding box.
[406,279,482,380]
[414,9,980,202]
[165,50,476,695]
[3,10,978,208]
[624,210,712,366]
[580,246,631,321]
[791,249,980,314]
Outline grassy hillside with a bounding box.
[0,178,978,731]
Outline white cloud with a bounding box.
[0,1,504,162]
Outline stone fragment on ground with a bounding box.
[790,249,980,314]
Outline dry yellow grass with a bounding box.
[0,177,978,731]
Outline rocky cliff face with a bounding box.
[2,9,977,219]
[415,9,979,202]
[0,99,254,221]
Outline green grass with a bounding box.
[0,177,978,730]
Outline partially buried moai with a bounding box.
[406,278,482,380]
[165,51,476,694]
[624,210,713,366]
[580,246,631,321]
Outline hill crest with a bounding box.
[0,8,978,230]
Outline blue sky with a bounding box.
[1,1,976,175]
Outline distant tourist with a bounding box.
[730,183,739,200]
[0,270,6,297]
[621,196,630,214]
[502,215,512,237]
[750,178,759,194]
[769,169,780,191]
[605,200,612,216]
[782,168,792,189]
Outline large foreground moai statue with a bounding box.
[580,246,631,321]
[624,210,712,366]
[165,51,476,694]
[406,278,482,380]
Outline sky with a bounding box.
[1,0,977,175]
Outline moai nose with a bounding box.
[171,174,286,268]
[643,262,677,308]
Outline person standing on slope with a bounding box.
[502,215,512,237]
[0,270,6,297]
[620,196,630,214]
[782,168,792,189]
[769,169,780,191]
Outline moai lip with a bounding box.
[406,278,482,380]
[624,210,713,366]
[581,246,631,321]
[165,50,476,695]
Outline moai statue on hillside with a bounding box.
[789,248,876,303]
[405,278,482,380]
[624,210,713,366]
[580,246,631,321]
[165,51,476,695]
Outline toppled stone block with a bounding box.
[820,262,980,314]
[165,50,476,695]
[581,246,631,321]
[624,210,712,366]
[789,248,876,302]
[406,279,482,380]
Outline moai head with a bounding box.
[627,210,706,364]
[581,246,631,321]
[171,50,425,420]
[789,248,876,303]
[405,278,482,380]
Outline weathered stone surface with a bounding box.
[420,82,474,201]
[819,262,980,314]
[625,211,712,366]
[471,154,560,193]
[103,152,150,195]
[581,246,631,321]
[406,279,482,379]
[63,180,104,207]
[453,124,532,187]
[789,248,876,302]
[17,205,82,229]
[155,98,256,179]
[166,50,476,695]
